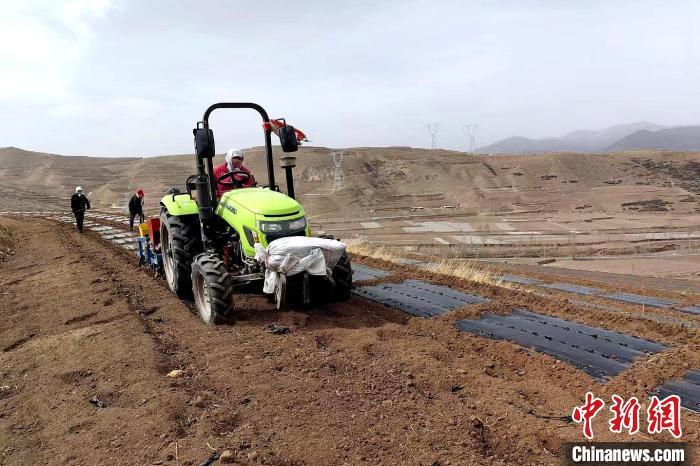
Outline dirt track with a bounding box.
[0,218,697,465]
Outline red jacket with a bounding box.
[213,162,256,197]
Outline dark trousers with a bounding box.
[74,210,85,232]
[129,213,144,229]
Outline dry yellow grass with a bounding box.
[419,259,521,291]
[345,239,398,263]
[346,239,521,291]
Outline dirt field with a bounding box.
[0,225,13,263]
[549,255,700,280]
[0,217,697,465]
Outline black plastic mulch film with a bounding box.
[455,309,666,382]
[655,371,700,412]
[353,279,489,317]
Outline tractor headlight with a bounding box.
[258,217,307,233]
[288,218,307,230]
[259,222,283,233]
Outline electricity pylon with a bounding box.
[331,150,345,190]
[426,123,438,149]
[463,124,479,152]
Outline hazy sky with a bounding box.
[1,0,699,156]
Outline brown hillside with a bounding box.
[1,147,699,221]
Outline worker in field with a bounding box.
[128,189,145,229]
[70,186,91,232]
[214,148,256,196]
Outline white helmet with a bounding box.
[75,186,83,193]
[225,148,243,170]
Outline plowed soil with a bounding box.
[0,218,697,465]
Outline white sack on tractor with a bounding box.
[254,236,347,294]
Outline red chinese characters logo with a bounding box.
[609,395,640,435]
[572,392,605,439]
[647,395,682,438]
[572,393,683,439]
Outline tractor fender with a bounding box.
[160,193,199,216]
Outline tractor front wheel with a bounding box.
[191,252,235,325]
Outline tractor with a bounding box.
[158,103,353,324]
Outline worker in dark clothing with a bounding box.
[128,189,145,229]
[71,186,91,232]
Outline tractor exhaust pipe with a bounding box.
[280,155,296,199]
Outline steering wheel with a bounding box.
[216,169,251,189]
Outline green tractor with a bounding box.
[159,103,353,324]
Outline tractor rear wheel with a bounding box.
[191,252,235,325]
[330,251,353,301]
[160,208,202,299]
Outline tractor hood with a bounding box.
[221,188,303,216]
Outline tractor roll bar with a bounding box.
[202,102,276,191]
[195,102,286,252]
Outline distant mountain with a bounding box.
[474,136,589,155]
[560,122,666,149]
[475,122,671,154]
[605,126,700,152]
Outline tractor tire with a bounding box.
[160,208,202,299]
[330,251,353,301]
[191,252,235,325]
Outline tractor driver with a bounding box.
[213,148,256,196]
